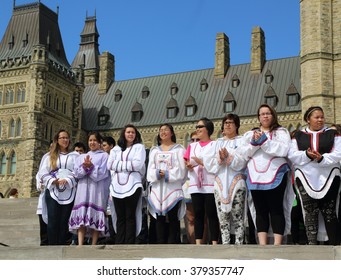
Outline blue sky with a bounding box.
[0,0,300,81]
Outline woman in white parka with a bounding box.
[203,114,247,244]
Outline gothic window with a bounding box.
[45,123,48,140]
[15,118,22,137]
[49,124,53,142]
[98,105,110,126]
[9,152,16,175]
[0,120,2,138]
[62,98,67,114]
[9,119,15,137]
[16,83,26,103]
[0,154,6,175]
[46,92,51,107]
[5,85,14,104]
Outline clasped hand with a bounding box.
[307,148,322,161]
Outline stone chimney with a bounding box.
[214,33,230,79]
[98,51,115,95]
[250,26,266,74]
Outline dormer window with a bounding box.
[22,33,28,48]
[8,35,14,50]
[141,86,150,99]
[131,101,143,122]
[223,91,236,113]
[200,78,208,92]
[170,82,178,95]
[166,97,179,119]
[232,74,240,88]
[286,83,300,106]
[98,105,110,126]
[114,89,122,102]
[264,86,278,107]
[265,69,274,84]
[184,95,197,117]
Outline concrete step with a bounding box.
[0,197,40,247]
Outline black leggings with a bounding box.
[191,193,220,242]
[251,174,287,235]
[297,176,340,245]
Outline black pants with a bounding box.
[38,214,48,246]
[191,193,220,242]
[45,189,74,245]
[297,176,340,245]
[251,174,287,235]
[113,188,141,244]
[155,202,181,244]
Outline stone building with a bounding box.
[0,0,339,197]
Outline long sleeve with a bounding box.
[260,128,290,157]
[108,144,146,173]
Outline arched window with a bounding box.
[0,120,2,138]
[16,84,26,103]
[5,85,14,104]
[15,118,22,137]
[0,154,6,175]
[9,119,15,137]
[9,152,16,174]
[62,98,67,114]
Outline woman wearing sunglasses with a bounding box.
[184,117,220,245]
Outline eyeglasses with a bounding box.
[259,112,272,117]
[224,121,235,125]
[58,137,69,140]
[191,138,200,142]
[195,125,205,129]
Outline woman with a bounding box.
[107,124,146,244]
[203,114,247,244]
[288,106,341,245]
[184,117,220,245]
[69,132,111,245]
[39,130,78,245]
[238,104,293,245]
[147,123,187,244]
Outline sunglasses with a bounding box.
[191,138,200,142]
[195,125,205,129]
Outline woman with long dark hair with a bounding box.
[69,131,111,245]
[107,124,146,244]
[147,123,187,243]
